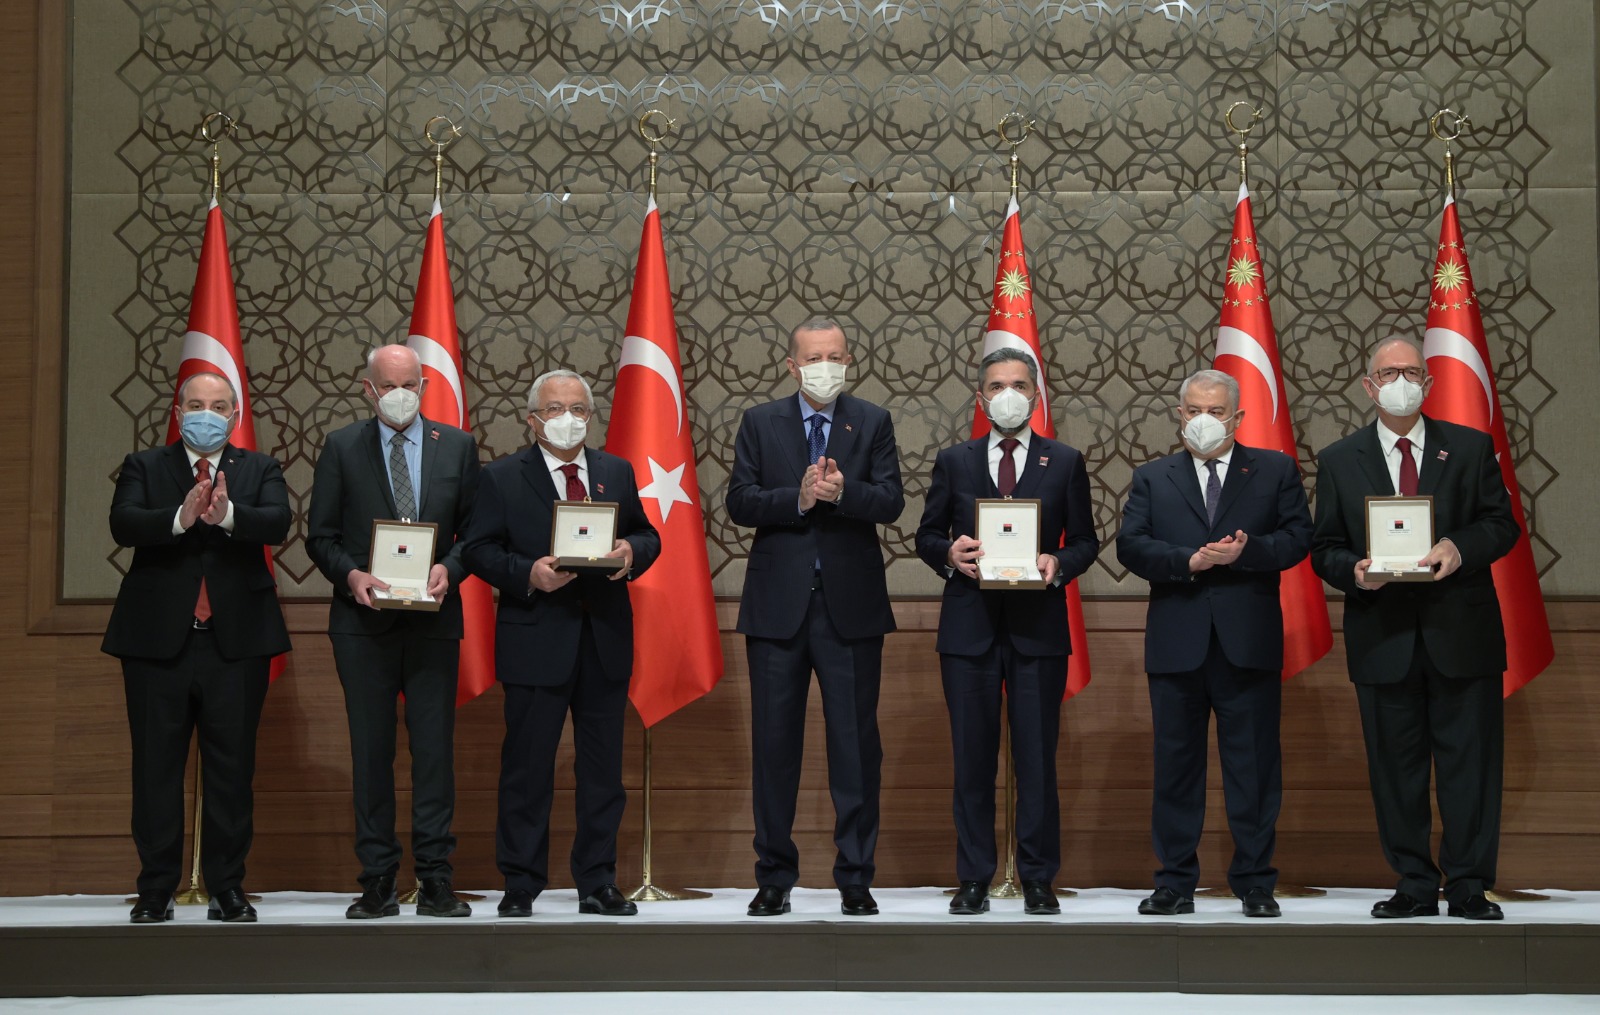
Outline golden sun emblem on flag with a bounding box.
[1433,259,1468,293]
[997,268,1030,301]
[1226,257,1260,289]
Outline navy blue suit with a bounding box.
[727,392,903,889]
[461,445,659,896]
[1116,442,1311,898]
[914,433,1097,885]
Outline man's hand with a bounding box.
[1353,558,1388,591]
[948,535,983,579]
[178,477,212,530]
[1037,553,1060,585]
[348,569,391,609]
[530,556,577,593]
[1420,537,1462,581]
[199,471,230,527]
[814,457,844,504]
[798,457,824,512]
[1205,531,1248,566]
[604,538,634,581]
[425,563,450,600]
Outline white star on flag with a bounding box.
[640,456,693,523]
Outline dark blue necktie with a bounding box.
[807,413,826,465]
[1205,459,1222,525]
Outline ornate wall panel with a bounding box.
[63,0,1599,599]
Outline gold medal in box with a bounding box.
[1364,495,1437,582]
[368,519,442,611]
[974,498,1047,589]
[551,499,624,575]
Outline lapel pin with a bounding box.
[1038,456,1049,466]
[597,483,606,495]
[844,423,853,432]
[1437,450,1448,461]
[430,428,440,440]
[1239,467,1249,474]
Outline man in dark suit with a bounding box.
[103,371,290,924]
[915,347,1098,916]
[307,343,480,919]
[1116,369,1313,919]
[727,318,904,918]
[1312,336,1519,921]
[460,369,660,918]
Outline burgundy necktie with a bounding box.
[560,462,587,500]
[1395,437,1419,496]
[997,438,1019,496]
[193,458,213,623]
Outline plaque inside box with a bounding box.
[1365,494,1437,582]
[368,519,442,611]
[974,497,1047,589]
[551,499,624,574]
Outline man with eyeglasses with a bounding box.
[1116,368,1312,919]
[460,369,660,918]
[1311,337,1519,922]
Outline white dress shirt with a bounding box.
[987,428,1032,490]
[1376,417,1426,494]
[540,443,590,498]
[170,445,236,535]
[1191,445,1233,492]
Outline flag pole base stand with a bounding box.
[1197,884,1326,899]
[397,880,485,905]
[1487,889,1550,903]
[627,883,712,903]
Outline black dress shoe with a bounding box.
[949,881,989,915]
[498,889,537,918]
[747,885,791,917]
[1138,887,1195,916]
[1241,887,1280,918]
[416,876,471,917]
[840,885,878,916]
[1447,894,1504,921]
[207,887,257,923]
[1371,891,1439,919]
[579,884,638,916]
[129,892,174,924]
[1022,881,1060,915]
[346,875,400,920]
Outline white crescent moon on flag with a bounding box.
[1423,327,1495,423]
[982,329,1048,400]
[620,334,683,436]
[1215,325,1279,423]
[407,334,465,428]
[179,330,244,404]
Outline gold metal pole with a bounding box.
[197,112,238,202]
[173,756,209,904]
[423,115,461,204]
[1223,101,1263,189]
[627,725,709,902]
[636,109,676,202]
[990,719,1022,899]
[1428,108,1471,199]
[996,112,1034,201]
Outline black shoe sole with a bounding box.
[1138,903,1195,915]
[578,903,638,916]
[748,903,791,916]
[1243,908,1281,918]
[1447,908,1503,921]
[497,908,532,918]
[1024,904,1061,915]
[417,906,471,918]
[841,905,879,916]
[1372,908,1439,919]
[949,900,990,915]
[130,910,174,924]
[345,904,401,920]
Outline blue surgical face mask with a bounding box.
[179,409,233,454]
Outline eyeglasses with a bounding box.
[1177,406,1235,421]
[532,403,592,421]
[1371,366,1426,384]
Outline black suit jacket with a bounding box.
[1116,443,1313,674]
[459,445,660,687]
[914,434,1097,657]
[1311,417,1519,684]
[102,441,291,662]
[306,416,480,639]
[727,393,904,642]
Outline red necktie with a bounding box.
[1395,437,1419,496]
[997,438,1019,497]
[560,462,587,500]
[193,458,213,623]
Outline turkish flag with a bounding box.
[973,197,1091,698]
[607,198,725,726]
[1421,194,1553,697]
[405,199,496,706]
[1210,182,1332,681]
[165,198,286,681]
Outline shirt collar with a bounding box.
[539,443,586,474]
[377,413,425,447]
[182,445,223,471]
[798,391,835,422]
[1377,416,1426,456]
[987,428,1033,452]
[1194,445,1234,470]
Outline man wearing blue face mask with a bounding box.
[915,347,1098,916]
[104,371,291,924]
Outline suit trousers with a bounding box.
[746,584,883,889]
[497,618,629,897]
[330,626,459,886]
[1147,632,1281,897]
[940,631,1068,885]
[121,630,269,896]
[1355,627,1504,905]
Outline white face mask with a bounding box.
[797,361,847,403]
[1374,375,1425,417]
[984,387,1032,432]
[540,411,588,451]
[375,387,421,428]
[1182,413,1234,457]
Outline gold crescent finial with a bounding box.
[197,112,240,202]
[996,113,1035,199]
[1429,108,1471,194]
[637,109,677,199]
[423,116,461,202]
[1223,101,1264,188]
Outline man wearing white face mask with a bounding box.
[1116,369,1312,919]
[1312,337,1519,922]
[916,347,1098,916]
[728,318,904,918]
[307,343,482,919]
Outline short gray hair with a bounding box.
[527,369,595,413]
[979,346,1038,386]
[1178,369,1240,412]
[790,317,847,356]
[1367,335,1425,376]
[177,371,238,408]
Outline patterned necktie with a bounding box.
[389,431,415,519]
[193,458,212,623]
[1205,459,1222,525]
[1395,437,1419,496]
[806,413,826,466]
[997,437,1019,496]
[560,462,587,500]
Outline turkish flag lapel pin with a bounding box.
[1038,456,1049,467]
[1437,450,1449,461]
[430,428,440,440]
[597,483,605,495]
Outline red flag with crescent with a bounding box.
[1210,182,1332,681]
[1420,194,1553,697]
[607,198,725,726]
[406,199,497,706]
